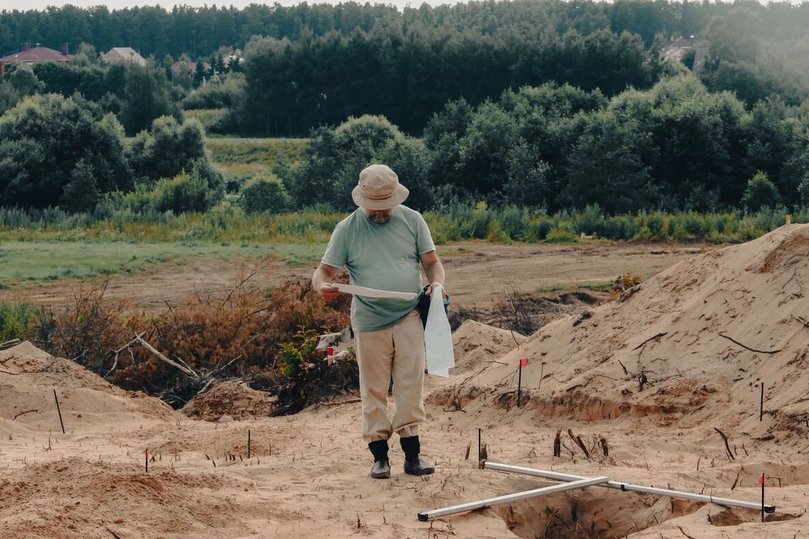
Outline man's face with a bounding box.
[365,207,393,224]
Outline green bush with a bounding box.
[524,217,555,242]
[599,215,640,240]
[240,177,290,214]
[495,205,526,240]
[742,172,781,211]
[574,204,606,236]
[0,302,51,342]
[544,226,579,243]
[151,172,218,214]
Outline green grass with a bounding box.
[205,137,308,167]
[534,280,615,294]
[0,241,324,285]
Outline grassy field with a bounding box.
[205,136,308,181]
[0,241,324,286]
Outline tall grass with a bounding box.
[0,301,50,342]
[426,204,803,244]
[0,204,803,245]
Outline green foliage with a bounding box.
[279,115,428,211]
[799,176,809,206]
[0,302,50,342]
[8,65,43,96]
[279,343,303,378]
[116,170,221,215]
[120,65,178,135]
[61,159,100,212]
[742,171,782,211]
[183,73,246,110]
[240,177,290,214]
[128,116,220,188]
[0,94,130,209]
[562,111,656,213]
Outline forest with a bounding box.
[1,0,808,217]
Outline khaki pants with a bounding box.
[355,309,426,442]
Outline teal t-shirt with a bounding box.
[321,205,436,332]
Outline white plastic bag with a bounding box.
[424,284,454,377]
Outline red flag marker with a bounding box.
[759,472,765,522]
[519,358,528,367]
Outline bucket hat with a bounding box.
[352,164,409,210]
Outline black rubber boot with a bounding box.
[401,436,435,476]
[368,439,390,479]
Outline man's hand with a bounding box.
[426,281,445,298]
[320,283,340,302]
[312,263,340,301]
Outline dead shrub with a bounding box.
[35,260,352,410]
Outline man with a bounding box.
[312,164,445,479]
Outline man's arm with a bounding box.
[312,263,340,301]
[420,250,446,297]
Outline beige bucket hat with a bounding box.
[352,164,409,210]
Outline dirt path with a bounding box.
[0,241,708,311]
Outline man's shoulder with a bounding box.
[336,209,362,229]
[396,205,425,222]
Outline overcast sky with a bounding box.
[2,0,466,11]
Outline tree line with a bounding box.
[278,77,809,214]
[0,1,808,216]
[3,1,809,60]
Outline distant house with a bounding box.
[0,45,72,75]
[662,37,694,63]
[100,47,147,66]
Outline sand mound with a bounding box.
[0,458,262,539]
[452,320,526,374]
[0,341,174,433]
[457,225,809,443]
[181,380,275,421]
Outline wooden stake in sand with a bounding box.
[145,449,149,472]
[248,430,252,459]
[760,383,765,421]
[516,358,527,407]
[53,389,65,434]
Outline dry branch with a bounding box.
[718,333,783,354]
[632,332,668,351]
[0,338,21,350]
[134,334,200,379]
[567,429,590,459]
[713,428,735,461]
[13,409,37,420]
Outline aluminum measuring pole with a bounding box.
[418,476,608,522]
[484,461,776,513]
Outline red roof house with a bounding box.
[0,46,73,75]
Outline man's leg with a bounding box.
[391,310,434,475]
[355,326,394,478]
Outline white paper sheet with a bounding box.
[424,284,454,377]
[332,283,418,301]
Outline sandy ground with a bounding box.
[2,231,808,538]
